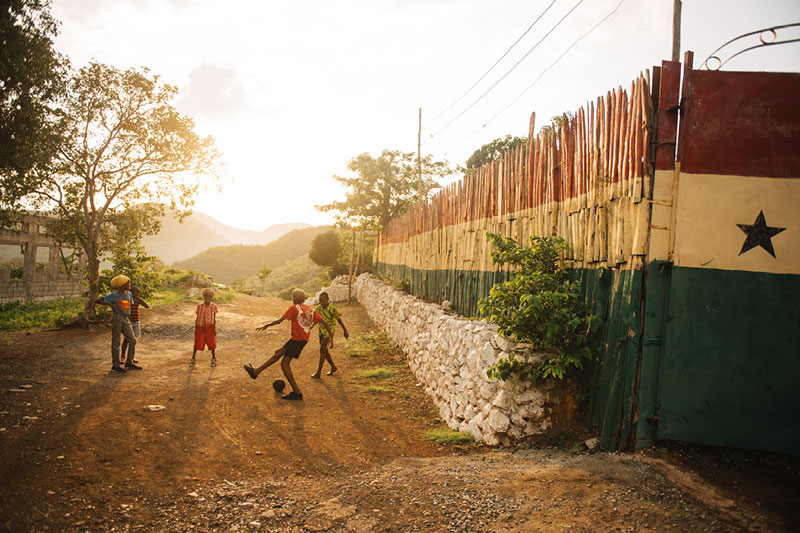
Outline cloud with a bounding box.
[179,63,252,121]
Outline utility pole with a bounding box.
[672,0,682,61]
[417,107,422,200]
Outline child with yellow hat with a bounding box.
[95,274,140,373]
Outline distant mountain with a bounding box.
[141,210,310,264]
[173,225,331,285]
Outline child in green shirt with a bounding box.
[311,291,348,378]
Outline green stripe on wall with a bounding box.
[658,266,800,454]
[374,261,644,451]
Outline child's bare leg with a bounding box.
[211,349,216,366]
[280,356,300,394]
[325,350,337,375]
[190,348,197,365]
[312,340,326,378]
[245,347,284,379]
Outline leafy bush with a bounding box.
[478,233,595,382]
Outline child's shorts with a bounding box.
[131,321,141,337]
[194,325,217,350]
[282,339,307,359]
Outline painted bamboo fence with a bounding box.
[376,71,655,317]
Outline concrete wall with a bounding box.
[0,269,83,305]
[0,215,85,305]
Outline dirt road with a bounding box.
[0,295,797,531]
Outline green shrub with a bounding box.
[478,233,596,382]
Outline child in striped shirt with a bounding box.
[191,288,218,367]
[121,286,149,364]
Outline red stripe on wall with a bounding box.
[680,70,800,179]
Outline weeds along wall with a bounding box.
[374,71,655,449]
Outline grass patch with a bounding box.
[0,298,98,330]
[345,331,395,358]
[422,428,476,445]
[355,367,395,379]
[363,385,392,394]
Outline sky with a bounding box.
[50,0,800,231]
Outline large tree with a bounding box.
[27,62,220,317]
[0,0,67,210]
[317,149,453,228]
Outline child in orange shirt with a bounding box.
[244,289,331,400]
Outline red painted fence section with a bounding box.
[679,66,800,179]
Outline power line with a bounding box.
[430,0,586,140]
[441,0,626,157]
[427,0,558,126]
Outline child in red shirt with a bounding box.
[244,289,331,400]
[191,288,218,367]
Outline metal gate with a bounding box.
[634,53,800,454]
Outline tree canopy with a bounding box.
[308,230,341,268]
[317,150,453,228]
[25,62,220,317]
[465,134,527,170]
[0,0,67,209]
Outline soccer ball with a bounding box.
[272,379,286,392]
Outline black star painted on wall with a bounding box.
[736,210,785,258]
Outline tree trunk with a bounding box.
[83,242,101,319]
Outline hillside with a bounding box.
[173,225,331,284]
[244,255,326,298]
[141,210,309,263]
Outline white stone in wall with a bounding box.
[486,409,511,433]
[468,419,484,442]
[479,381,494,401]
[480,343,497,369]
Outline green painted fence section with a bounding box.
[657,266,800,454]
[574,267,644,451]
[374,261,507,318]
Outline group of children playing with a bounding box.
[99,277,347,400]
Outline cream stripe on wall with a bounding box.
[673,173,800,275]
[377,189,651,273]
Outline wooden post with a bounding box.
[417,107,422,200]
[672,0,682,62]
[348,225,356,301]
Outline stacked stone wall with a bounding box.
[355,273,556,446]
